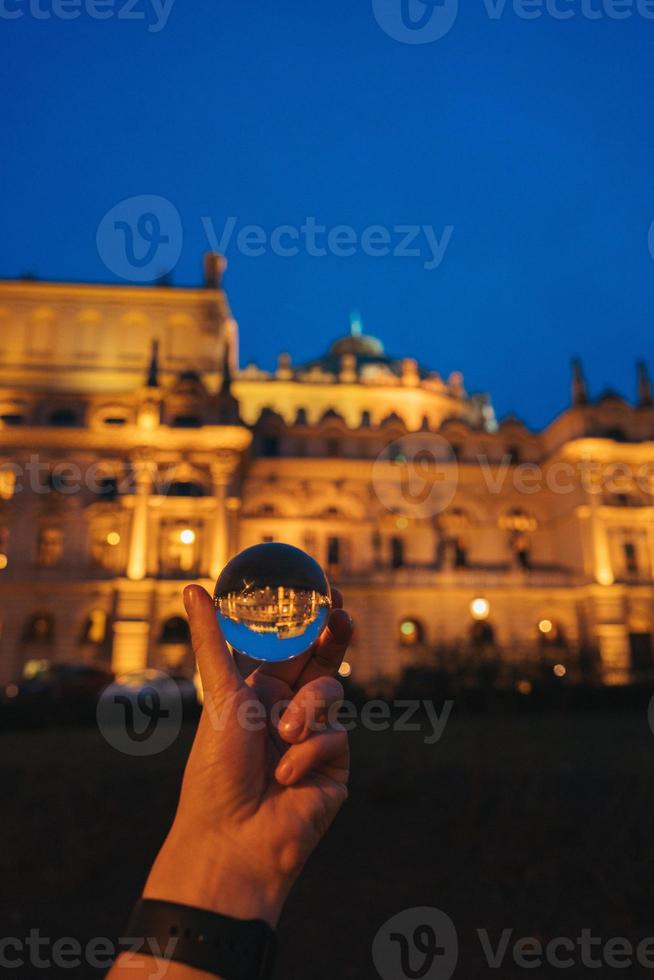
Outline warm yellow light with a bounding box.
[106,532,121,546]
[517,679,532,695]
[597,568,614,586]
[553,663,567,678]
[395,516,409,530]
[400,620,416,636]
[179,529,196,544]
[338,661,352,678]
[0,554,7,570]
[538,619,553,635]
[470,597,490,620]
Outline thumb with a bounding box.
[183,584,243,704]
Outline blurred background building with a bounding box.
[1,254,653,690]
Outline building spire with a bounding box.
[637,360,653,407]
[146,338,160,388]
[571,357,588,406]
[349,310,363,337]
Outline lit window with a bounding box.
[0,469,16,501]
[38,527,63,567]
[160,523,200,575]
[399,619,423,646]
[82,610,107,644]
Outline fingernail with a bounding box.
[276,759,293,784]
[279,710,303,738]
[183,585,200,611]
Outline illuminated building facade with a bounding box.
[1,254,653,690]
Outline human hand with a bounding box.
[142,583,353,929]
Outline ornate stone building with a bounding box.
[1,254,653,690]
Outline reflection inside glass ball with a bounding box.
[214,542,331,662]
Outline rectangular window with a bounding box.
[391,537,404,569]
[624,542,638,574]
[262,436,280,458]
[327,536,340,567]
[38,527,63,567]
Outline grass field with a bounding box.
[3,704,654,978]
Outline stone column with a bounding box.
[112,620,150,675]
[226,496,242,561]
[127,457,154,582]
[209,451,238,580]
[596,624,631,686]
[589,486,614,585]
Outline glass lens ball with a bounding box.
[213,542,331,662]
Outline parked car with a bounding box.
[102,668,200,723]
[1,663,115,729]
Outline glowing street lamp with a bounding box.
[470,597,490,620]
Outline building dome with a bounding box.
[329,333,385,358]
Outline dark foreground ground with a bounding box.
[3,704,654,979]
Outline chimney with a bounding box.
[204,252,226,289]
[637,361,653,408]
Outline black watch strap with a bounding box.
[124,898,277,980]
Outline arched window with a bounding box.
[81,610,107,644]
[399,618,424,646]
[23,612,55,644]
[470,620,495,648]
[160,616,190,644]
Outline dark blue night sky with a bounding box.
[2,0,653,428]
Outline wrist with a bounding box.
[144,826,288,929]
